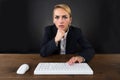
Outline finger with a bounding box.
[67,58,73,65]
[67,57,76,65]
[58,30,65,37]
[77,59,83,63]
[59,29,65,34]
[76,57,83,63]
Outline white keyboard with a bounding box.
[34,62,93,75]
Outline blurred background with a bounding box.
[0,0,120,53]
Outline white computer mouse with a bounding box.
[16,64,29,74]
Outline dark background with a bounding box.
[0,0,120,53]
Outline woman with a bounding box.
[40,4,95,64]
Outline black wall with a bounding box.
[0,0,120,53]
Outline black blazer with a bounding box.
[40,25,95,62]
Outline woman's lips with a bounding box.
[59,25,64,28]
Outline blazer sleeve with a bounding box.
[40,27,59,57]
[77,29,95,62]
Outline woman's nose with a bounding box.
[59,17,64,24]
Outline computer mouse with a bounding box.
[16,64,29,74]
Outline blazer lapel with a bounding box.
[66,27,73,53]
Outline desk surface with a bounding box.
[0,53,120,80]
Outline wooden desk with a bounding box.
[0,54,120,80]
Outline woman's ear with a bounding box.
[69,17,72,25]
[53,15,55,24]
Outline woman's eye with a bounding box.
[55,16,59,19]
[63,16,68,19]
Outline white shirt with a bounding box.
[60,29,69,55]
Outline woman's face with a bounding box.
[53,8,72,31]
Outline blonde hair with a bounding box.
[53,4,72,17]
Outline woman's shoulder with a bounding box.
[70,25,82,32]
[45,24,56,28]
[45,25,57,30]
[44,25,57,34]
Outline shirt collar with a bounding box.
[64,28,69,39]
